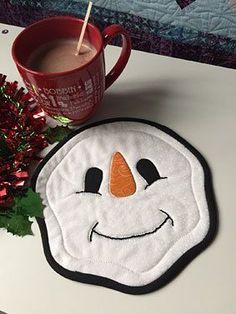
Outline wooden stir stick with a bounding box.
[75,1,93,56]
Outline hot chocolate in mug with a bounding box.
[12,16,131,124]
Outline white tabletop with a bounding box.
[0,23,236,314]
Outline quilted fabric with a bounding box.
[93,0,236,38]
[1,1,235,67]
[33,119,216,294]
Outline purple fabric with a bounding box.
[147,33,236,68]
[176,0,196,9]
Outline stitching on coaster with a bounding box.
[109,151,136,197]
[43,128,203,274]
[44,130,201,272]
[90,210,174,241]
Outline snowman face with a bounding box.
[34,120,212,293]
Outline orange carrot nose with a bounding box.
[110,152,136,197]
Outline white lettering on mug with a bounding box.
[43,86,78,95]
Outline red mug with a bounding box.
[12,16,131,124]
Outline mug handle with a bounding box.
[102,24,131,90]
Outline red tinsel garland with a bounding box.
[0,74,48,208]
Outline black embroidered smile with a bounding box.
[89,210,174,242]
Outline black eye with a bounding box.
[76,167,103,195]
[136,159,167,189]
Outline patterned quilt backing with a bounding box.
[0,0,235,68]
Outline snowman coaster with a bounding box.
[32,118,217,294]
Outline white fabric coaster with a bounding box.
[32,119,216,294]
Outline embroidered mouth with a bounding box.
[89,209,174,242]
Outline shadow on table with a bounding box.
[90,80,181,122]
